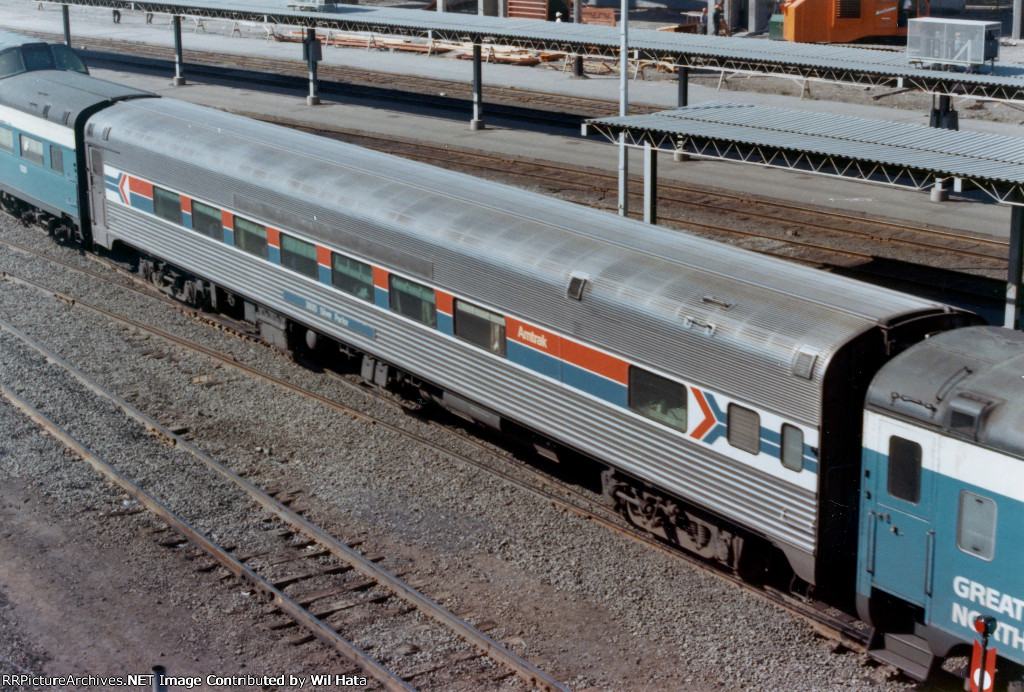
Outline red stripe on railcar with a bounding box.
[561,339,628,384]
[128,176,152,198]
[506,317,560,358]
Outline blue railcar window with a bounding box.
[628,367,687,433]
[389,275,436,328]
[234,217,268,259]
[0,126,12,153]
[887,436,921,504]
[728,404,760,454]
[781,424,803,471]
[957,491,996,561]
[454,300,506,357]
[0,50,24,79]
[51,45,88,74]
[49,145,63,173]
[191,201,223,240]
[19,135,43,166]
[331,253,373,301]
[21,44,55,72]
[281,234,318,279]
[152,187,182,224]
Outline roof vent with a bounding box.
[567,275,587,301]
[41,104,50,118]
[702,295,733,309]
[948,393,993,439]
[101,126,111,141]
[792,348,818,380]
[62,110,71,125]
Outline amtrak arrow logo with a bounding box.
[118,173,130,206]
[690,387,727,444]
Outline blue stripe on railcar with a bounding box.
[561,362,628,407]
[437,312,453,336]
[374,286,389,310]
[507,341,560,381]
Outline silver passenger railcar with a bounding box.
[79,95,977,596]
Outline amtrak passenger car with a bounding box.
[80,92,973,599]
[3,68,1023,682]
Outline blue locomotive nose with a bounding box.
[857,325,1024,679]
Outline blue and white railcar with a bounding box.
[0,71,150,238]
[858,326,1024,679]
[79,94,978,599]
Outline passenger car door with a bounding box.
[868,417,936,607]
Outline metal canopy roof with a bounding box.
[584,102,1024,204]
[56,0,1024,102]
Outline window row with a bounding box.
[628,367,804,471]
[148,182,805,470]
[0,127,64,173]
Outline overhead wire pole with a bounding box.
[617,0,629,217]
[1007,205,1024,329]
[171,15,185,86]
[62,4,71,46]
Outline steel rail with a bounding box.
[0,277,572,692]
[0,261,870,658]
[0,376,414,692]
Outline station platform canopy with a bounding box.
[583,102,1024,204]
[53,0,1024,102]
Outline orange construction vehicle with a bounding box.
[781,0,929,43]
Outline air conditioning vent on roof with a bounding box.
[792,348,818,380]
[41,105,50,118]
[567,275,587,301]
[949,393,993,439]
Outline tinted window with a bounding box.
[0,50,25,78]
[781,424,803,471]
[20,135,43,165]
[728,404,760,454]
[389,275,436,327]
[281,234,318,278]
[51,45,88,73]
[49,145,63,173]
[454,300,505,356]
[331,254,373,301]
[234,217,268,259]
[191,200,223,240]
[958,491,996,561]
[887,436,921,504]
[629,367,687,432]
[21,44,55,72]
[0,126,12,153]
[153,187,182,224]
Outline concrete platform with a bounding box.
[2,0,1016,240]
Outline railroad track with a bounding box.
[0,294,569,692]
[0,228,878,667]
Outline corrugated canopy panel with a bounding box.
[587,102,1024,184]
[58,0,1024,87]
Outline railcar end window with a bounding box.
[887,436,922,504]
[628,367,687,433]
[331,253,373,301]
[0,50,25,79]
[389,275,437,328]
[191,200,223,240]
[21,44,55,72]
[153,186,182,225]
[20,135,43,166]
[234,217,268,259]
[51,45,88,74]
[781,424,804,472]
[0,126,12,153]
[454,300,506,357]
[281,233,318,279]
[49,145,63,173]
[728,404,760,454]
[957,491,996,561]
